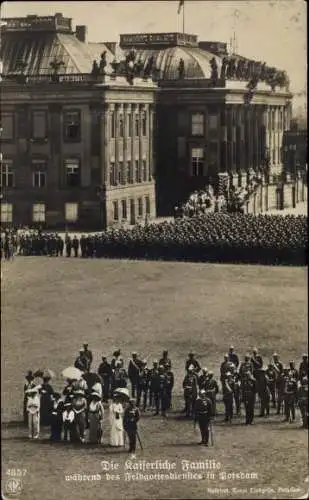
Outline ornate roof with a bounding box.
[131,46,221,80]
[0,30,115,75]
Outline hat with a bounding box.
[202,367,208,372]
[83,343,88,347]
[129,398,136,403]
[25,370,34,380]
[188,351,194,356]
[153,360,158,364]
[229,345,234,350]
[26,385,40,394]
[302,354,308,358]
[273,352,278,357]
[208,371,214,376]
[64,402,72,407]
[302,376,308,383]
[132,352,137,356]
[142,359,147,365]
[253,347,258,353]
[91,392,101,398]
[224,354,228,359]
[245,354,250,359]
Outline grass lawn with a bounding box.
[1,258,308,500]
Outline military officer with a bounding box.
[198,368,209,390]
[283,374,297,423]
[222,372,234,423]
[299,354,308,382]
[153,365,168,417]
[204,371,219,417]
[288,361,298,381]
[185,352,201,374]
[298,376,308,428]
[239,354,253,381]
[182,366,198,418]
[265,363,277,408]
[194,390,213,446]
[165,366,174,410]
[258,369,270,417]
[149,360,159,409]
[98,356,112,402]
[159,350,172,371]
[220,354,229,383]
[136,360,150,411]
[242,371,256,425]
[228,346,239,369]
[123,398,140,459]
[128,352,143,398]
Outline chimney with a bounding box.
[76,25,87,43]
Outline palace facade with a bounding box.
[0,13,304,227]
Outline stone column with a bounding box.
[131,103,137,183]
[220,107,228,172]
[139,104,144,183]
[100,103,110,186]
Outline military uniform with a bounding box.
[299,356,308,382]
[159,352,172,372]
[149,362,159,408]
[222,375,234,422]
[136,365,150,411]
[123,402,140,455]
[165,369,174,409]
[182,371,198,417]
[204,374,219,417]
[298,378,308,428]
[65,235,72,257]
[265,365,277,408]
[153,368,168,416]
[239,358,253,381]
[283,377,297,422]
[50,395,64,441]
[128,355,143,397]
[72,236,79,257]
[185,356,201,374]
[242,375,256,425]
[277,371,288,415]
[194,393,213,446]
[98,358,112,402]
[258,371,270,417]
[232,372,241,416]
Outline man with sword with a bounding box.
[193,389,213,447]
[124,398,141,459]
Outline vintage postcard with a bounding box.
[1,1,307,499]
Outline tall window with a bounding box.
[63,111,81,141]
[191,113,204,136]
[142,160,147,182]
[138,197,143,216]
[17,108,28,138]
[1,113,14,140]
[121,199,127,219]
[126,161,132,184]
[135,160,139,183]
[65,203,78,222]
[118,161,124,184]
[142,113,147,136]
[135,116,139,136]
[119,115,124,137]
[113,201,119,221]
[0,160,14,187]
[65,159,80,187]
[110,162,117,186]
[145,196,150,215]
[111,112,116,138]
[1,203,13,223]
[32,160,47,188]
[33,203,45,222]
[191,148,204,176]
[32,111,47,139]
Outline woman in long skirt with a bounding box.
[109,396,124,447]
[88,393,104,444]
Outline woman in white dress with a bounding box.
[109,396,124,447]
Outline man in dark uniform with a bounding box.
[80,235,87,258]
[165,366,174,410]
[72,235,79,257]
[153,365,168,417]
[228,346,239,369]
[298,376,308,428]
[277,368,288,415]
[182,366,198,418]
[288,361,298,381]
[98,356,112,403]
[233,370,242,416]
[149,360,159,409]
[258,369,270,417]
[128,352,143,397]
[111,350,123,371]
[159,350,172,371]
[56,235,64,257]
[65,234,72,257]
[40,375,54,426]
[265,363,277,408]
[220,354,229,383]
[299,354,308,382]
[242,371,256,425]
[74,351,89,372]
[194,389,213,446]
[283,374,297,423]
[239,354,253,381]
[82,344,93,372]
[136,360,150,411]
[251,348,263,379]
[50,392,64,441]
[123,398,140,458]
[204,371,219,417]
[222,372,234,423]
[198,368,209,390]
[185,352,201,374]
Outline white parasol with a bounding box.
[62,366,83,380]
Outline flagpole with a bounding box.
[183,1,185,33]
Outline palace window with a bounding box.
[1,203,13,223]
[142,113,147,136]
[113,201,119,221]
[0,160,15,187]
[110,162,117,186]
[121,199,127,219]
[1,113,14,140]
[142,159,147,182]
[63,111,81,141]
[135,160,139,183]
[138,197,143,216]
[32,111,47,139]
[118,161,124,184]
[111,112,116,138]
[32,203,45,222]
[191,113,204,136]
[65,203,78,222]
[65,159,80,187]
[145,196,150,215]
[191,148,204,176]
[126,161,132,184]
[127,114,132,137]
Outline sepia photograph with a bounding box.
[0,1,307,499]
